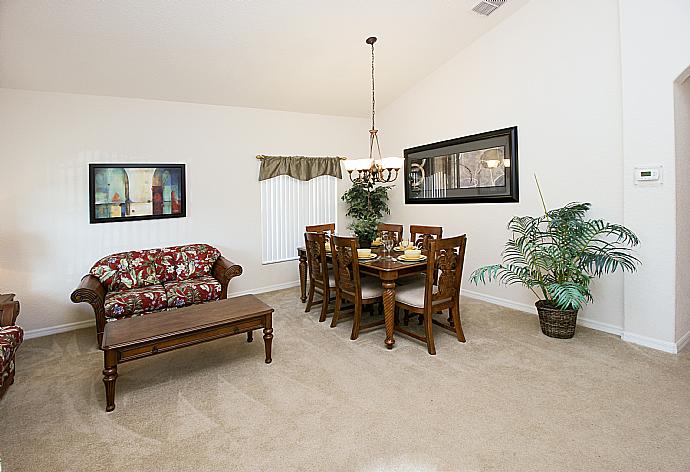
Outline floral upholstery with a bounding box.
[104,284,168,321]
[90,252,137,292]
[0,326,23,389]
[91,244,221,289]
[165,276,222,309]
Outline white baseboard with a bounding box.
[24,319,95,340]
[621,331,678,354]
[229,280,301,297]
[676,330,690,353]
[23,280,303,340]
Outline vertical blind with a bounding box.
[260,175,338,264]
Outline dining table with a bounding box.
[297,244,428,349]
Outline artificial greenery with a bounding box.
[341,181,391,245]
[470,202,640,311]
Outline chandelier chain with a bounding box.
[371,40,375,132]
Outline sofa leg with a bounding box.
[247,331,253,343]
[103,349,118,412]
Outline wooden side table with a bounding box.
[0,293,20,327]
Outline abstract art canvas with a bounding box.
[404,127,518,204]
[89,164,186,223]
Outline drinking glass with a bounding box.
[383,234,394,260]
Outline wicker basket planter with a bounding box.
[535,301,578,339]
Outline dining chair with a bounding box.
[394,235,467,355]
[376,223,404,245]
[306,223,335,241]
[330,236,385,340]
[304,231,335,322]
[409,225,443,250]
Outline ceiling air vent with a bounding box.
[471,0,507,16]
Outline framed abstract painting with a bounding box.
[89,164,186,223]
[404,127,519,204]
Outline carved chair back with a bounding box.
[422,235,467,313]
[331,236,364,303]
[410,225,443,251]
[306,223,335,242]
[305,232,329,290]
[376,223,404,245]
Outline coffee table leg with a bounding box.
[103,349,118,412]
[299,252,308,303]
[247,330,253,343]
[263,315,273,364]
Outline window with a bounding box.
[260,175,338,264]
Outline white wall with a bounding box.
[0,89,366,333]
[619,0,690,352]
[674,71,690,351]
[379,0,625,332]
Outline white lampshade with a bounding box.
[343,159,359,171]
[355,159,373,171]
[381,157,404,170]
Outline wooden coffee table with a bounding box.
[101,294,274,412]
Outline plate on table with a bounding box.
[371,241,383,247]
[397,254,427,262]
[393,246,416,252]
[358,254,378,261]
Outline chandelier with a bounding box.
[344,36,404,184]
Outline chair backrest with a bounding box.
[304,232,329,289]
[410,225,443,250]
[306,223,335,241]
[331,235,363,302]
[376,223,404,245]
[422,235,467,311]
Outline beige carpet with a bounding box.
[1,287,689,472]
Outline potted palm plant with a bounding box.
[470,201,640,338]
[341,181,391,248]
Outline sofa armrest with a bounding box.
[71,275,107,345]
[0,293,20,327]
[212,256,243,299]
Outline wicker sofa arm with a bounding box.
[212,256,243,299]
[71,275,107,344]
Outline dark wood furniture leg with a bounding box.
[263,314,273,364]
[381,274,397,349]
[299,252,308,303]
[103,349,118,412]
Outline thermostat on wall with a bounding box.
[634,166,662,185]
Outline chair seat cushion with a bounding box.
[104,284,168,320]
[164,275,222,309]
[0,326,23,372]
[361,278,383,300]
[395,281,450,308]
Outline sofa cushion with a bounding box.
[0,326,24,373]
[164,275,222,309]
[156,244,221,282]
[90,253,137,292]
[104,284,168,321]
[128,248,162,287]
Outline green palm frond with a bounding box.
[471,201,640,310]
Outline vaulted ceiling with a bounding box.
[0,0,528,117]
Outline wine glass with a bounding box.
[383,233,394,260]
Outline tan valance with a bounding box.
[257,155,344,181]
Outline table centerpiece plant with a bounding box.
[341,181,391,248]
[470,198,640,339]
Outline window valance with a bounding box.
[257,155,344,182]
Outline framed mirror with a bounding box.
[404,127,518,204]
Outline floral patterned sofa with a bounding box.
[71,244,242,345]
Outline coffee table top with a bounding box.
[102,295,273,349]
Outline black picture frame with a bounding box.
[88,163,186,224]
[404,126,519,204]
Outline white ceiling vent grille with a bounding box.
[471,0,507,16]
